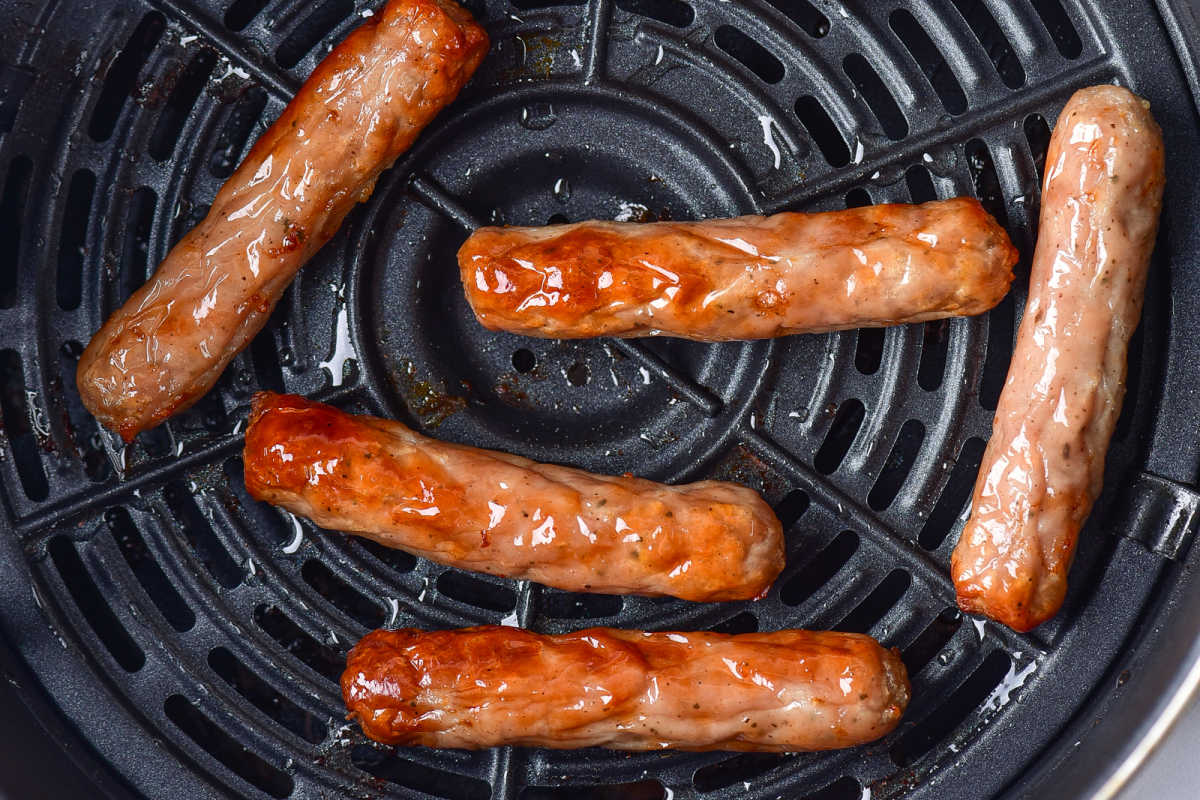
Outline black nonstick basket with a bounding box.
[2,0,1200,798]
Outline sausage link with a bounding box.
[458,197,1016,341]
[951,86,1165,632]
[243,393,784,601]
[343,626,910,751]
[77,0,488,440]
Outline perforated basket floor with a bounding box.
[2,0,1200,798]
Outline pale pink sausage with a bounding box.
[951,85,1165,632]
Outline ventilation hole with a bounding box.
[693,754,795,793]
[795,95,850,167]
[890,649,1012,766]
[522,782,665,800]
[275,0,355,69]
[714,25,784,84]
[889,9,967,115]
[0,350,49,501]
[437,571,517,612]
[0,156,33,308]
[614,0,694,27]
[809,779,864,800]
[56,169,95,311]
[351,744,491,800]
[762,0,828,38]
[222,458,291,547]
[902,607,963,675]
[918,437,987,550]
[0,63,34,134]
[59,341,111,482]
[781,531,859,606]
[843,53,908,140]
[210,86,267,179]
[814,398,865,474]
[163,482,242,589]
[855,328,884,375]
[107,507,195,632]
[224,0,271,31]
[180,390,229,435]
[835,569,911,635]
[546,212,570,224]
[542,590,623,619]
[774,488,810,529]
[48,536,145,672]
[512,348,536,373]
[164,695,293,798]
[301,559,386,629]
[355,537,419,574]
[966,139,1009,229]
[208,646,327,744]
[844,187,872,208]
[176,201,209,243]
[906,164,938,203]
[868,420,926,511]
[148,50,217,161]
[1024,113,1051,184]
[566,362,589,386]
[948,0,1025,88]
[918,319,950,391]
[249,321,286,393]
[254,605,344,682]
[119,187,157,305]
[139,422,174,459]
[709,610,758,635]
[1030,0,1082,58]
[89,12,166,141]
[979,293,1014,410]
[512,0,586,8]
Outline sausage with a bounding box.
[457,197,1017,341]
[243,393,784,601]
[342,626,909,751]
[76,0,488,441]
[951,86,1165,632]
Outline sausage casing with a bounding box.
[77,0,488,440]
[243,393,784,601]
[951,86,1165,631]
[458,197,1017,341]
[342,626,910,751]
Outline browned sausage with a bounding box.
[457,197,1017,341]
[77,0,488,441]
[951,86,1165,632]
[243,393,784,601]
[342,626,910,751]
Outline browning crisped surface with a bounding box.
[244,393,784,601]
[343,627,910,751]
[459,197,1016,340]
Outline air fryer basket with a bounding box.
[1,0,1199,798]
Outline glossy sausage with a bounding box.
[77,0,488,440]
[458,197,1017,341]
[343,626,909,751]
[951,86,1165,632]
[243,393,784,601]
